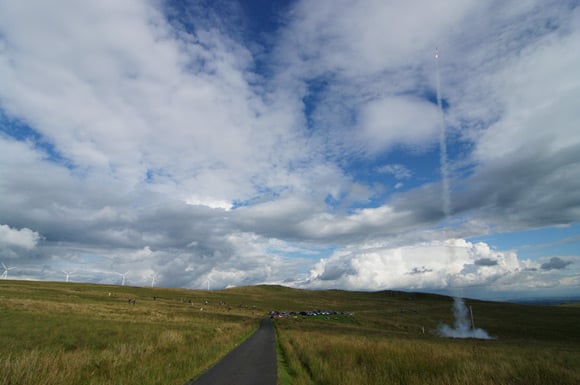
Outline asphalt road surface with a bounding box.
[185,318,277,385]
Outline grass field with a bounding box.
[270,289,580,385]
[0,281,259,385]
[1,281,580,385]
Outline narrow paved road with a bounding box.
[185,318,277,385]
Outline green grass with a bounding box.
[271,290,580,385]
[0,280,258,385]
[2,281,580,385]
[275,325,580,385]
[275,328,294,385]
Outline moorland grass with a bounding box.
[0,281,259,385]
[272,290,580,385]
[275,326,580,385]
[2,281,580,385]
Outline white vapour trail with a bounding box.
[435,48,451,217]
[437,298,494,339]
[434,49,493,340]
[435,48,457,278]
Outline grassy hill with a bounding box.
[1,280,579,385]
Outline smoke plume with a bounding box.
[434,48,451,217]
[433,51,494,340]
[437,297,494,339]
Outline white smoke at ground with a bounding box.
[437,297,495,339]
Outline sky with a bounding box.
[1,0,579,301]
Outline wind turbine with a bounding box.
[1,263,15,280]
[150,273,158,287]
[117,271,128,286]
[62,270,74,283]
[205,275,213,292]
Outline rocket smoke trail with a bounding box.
[434,49,494,340]
[435,48,451,217]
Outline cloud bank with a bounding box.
[0,0,579,299]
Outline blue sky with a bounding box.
[1,0,579,300]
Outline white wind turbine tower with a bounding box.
[150,273,158,287]
[205,274,213,292]
[117,271,129,286]
[62,270,74,283]
[1,263,15,280]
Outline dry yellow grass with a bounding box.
[275,316,580,385]
[0,281,258,385]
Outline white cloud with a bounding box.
[0,224,41,250]
[377,164,413,180]
[185,196,234,211]
[0,0,312,207]
[473,11,580,164]
[357,96,439,152]
[282,0,480,75]
[0,0,579,300]
[302,239,559,295]
[446,8,580,231]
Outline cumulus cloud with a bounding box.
[0,224,41,250]
[304,239,527,293]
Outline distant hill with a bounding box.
[506,296,580,306]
